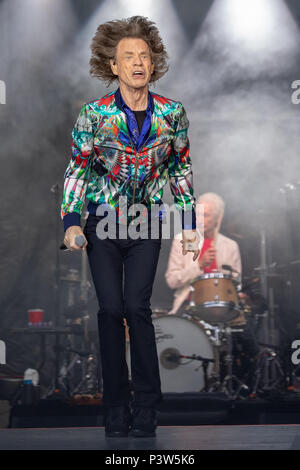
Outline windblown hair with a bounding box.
[89,16,169,86]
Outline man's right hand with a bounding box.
[198,247,216,269]
[64,226,88,251]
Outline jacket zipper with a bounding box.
[124,113,154,217]
[123,119,137,215]
[133,116,154,213]
[132,150,139,215]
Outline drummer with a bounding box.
[165,192,242,315]
[165,192,259,384]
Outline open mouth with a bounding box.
[132,71,145,78]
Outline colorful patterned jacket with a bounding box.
[61,88,196,231]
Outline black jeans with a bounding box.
[83,214,163,409]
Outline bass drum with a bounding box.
[126,314,217,393]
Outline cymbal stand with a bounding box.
[80,211,90,305]
[253,220,285,394]
[258,223,279,345]
[56,340,99,396]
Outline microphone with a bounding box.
[60,235,86,251]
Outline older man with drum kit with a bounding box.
[163,192,259,397]
[165,192,242,317]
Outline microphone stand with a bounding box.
[176,354,215,392]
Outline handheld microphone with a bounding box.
[60,235,86,251]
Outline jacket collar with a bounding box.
[115,87,154,114]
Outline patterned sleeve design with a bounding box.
[61,103,94,223]
[168,103,196,229]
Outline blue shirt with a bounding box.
[115,87,153,151]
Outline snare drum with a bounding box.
[188,272,240,323]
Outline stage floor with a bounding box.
[1,424,300,450]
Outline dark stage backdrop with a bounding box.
[1,0,300,383]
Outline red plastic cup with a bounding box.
[28,309,44,326]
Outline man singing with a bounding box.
[61,16,199,437]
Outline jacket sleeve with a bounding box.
[165,237,203,290]
[168,103,196,230]
[231,241,242,279]
[61,103,94,231]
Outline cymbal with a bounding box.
[266,273,287,278]
[226,231,245,240]
[252,269,287,278]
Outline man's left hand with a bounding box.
[180,229,201,261]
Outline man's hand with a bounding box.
[64,226,88,251]
[180,229,200,261]
[198,246,216,269]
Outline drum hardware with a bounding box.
[127,312,252,398]
[50,186,91,396]
[199,322,223,348]
[132,303,264,399]
[250,347,286,397]
[7,326,85,379]
[188,285,196,307]
[252,214,285,393]
[44,316,100,398]
[165,353,215,392]
[46,205,100,399]
[45,328,100,398]
[221,264,242,287]
[218,325,251,400]
[168,300,253,399]
[291,364,300,393]
[192,321,251,399]
[56,348,98,397]
[50,183,63,393]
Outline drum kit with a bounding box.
[126,264,290,400]
[139,201,297,400]
[53,200,293,401]
[54,235,288,401]
[57,267,284,401]
[51,189,296,401]
[126,271,260,400]
[58,267,254,400]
